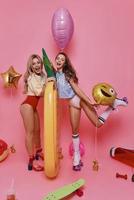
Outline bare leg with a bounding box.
[69,106,81,133]
[69,105,82,170]
[20,104,35,170]
[80,100,102,127]
[33,111,41,149]
[20,104,44,171]
[34,111,44,160]
[81,97,128,127]
[20,104,35,156]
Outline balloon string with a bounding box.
[94,118,98,160]
[10,87,13,99]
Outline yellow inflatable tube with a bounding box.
[44,81,60,178]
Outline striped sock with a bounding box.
[98,106,113,124]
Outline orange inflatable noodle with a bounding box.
[110,147,134,168]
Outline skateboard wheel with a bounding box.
[75,189,83,197]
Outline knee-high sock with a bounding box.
[98,97,128,124]
[98,107,113,124]
[72,134,80,166]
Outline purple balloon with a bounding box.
[51,8,74,50]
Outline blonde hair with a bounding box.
[23,54,44,93]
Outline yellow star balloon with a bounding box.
[1,66,22,88]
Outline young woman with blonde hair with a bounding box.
[20,54,46,171]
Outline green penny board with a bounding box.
[42,179,85,200]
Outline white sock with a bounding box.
[98,107,113,124]
[72,134,81,166]
[99,97,128,124]
[73,152,81,166]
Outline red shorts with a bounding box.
[21,96,40,111]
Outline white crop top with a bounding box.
[27,73,46,96]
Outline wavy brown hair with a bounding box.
[55,52,78,83]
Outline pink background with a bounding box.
[0,0,134,199]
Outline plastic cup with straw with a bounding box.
[6,178,16,200]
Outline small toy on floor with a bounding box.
[92,160,99,171]
[116,173,127,180]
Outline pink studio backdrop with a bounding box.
[0,0,134,200]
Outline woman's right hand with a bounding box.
[91,103,100,110]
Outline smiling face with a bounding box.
[55,54,66,71]
[31,57,43,75]
[92,83,117,105]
